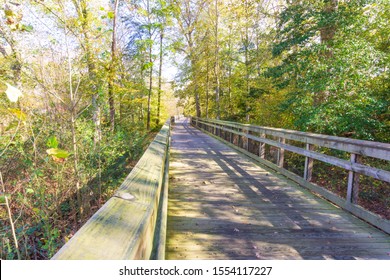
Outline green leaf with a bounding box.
[107,11,115,19]
[0,193,10,203]
[141,62,153,71]
[21,24,33,32]
[46,136,59,148]
[46,148,71,159]
[5,120,18,131]
[26,188,34,194]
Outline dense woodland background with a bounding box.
[0,0,389,259]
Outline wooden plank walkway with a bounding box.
[166,118,390,260]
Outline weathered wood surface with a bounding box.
[193,118,390,233]
[195,119,390,183]
[52,121,170,260]
[166,118,390,260]
[194,118,390,160]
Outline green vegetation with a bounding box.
[1,0,389,259]
[173,0,389,143]
[0,0,172,259]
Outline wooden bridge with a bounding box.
[52,117,390,260]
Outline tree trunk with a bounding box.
[146,0,153,130]
[244,0,250,122]
[195,82,201,118]
[147,50,153,130]
[190,49,201,117]
[156,29,164,125]
[206,55,210,119]
[315,0,338,106]
[214,0,220,120]
[320,0,338,48]
[108,0,119,131]
[78,1,101,148]
[245,28,250,122]
[227,28,233,117]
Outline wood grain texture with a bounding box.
[193,117,390,233]
[200,129,390,234]
[52,121,170,260]
[193,117,390,160]
[166,118,390,260]
[195,119,390,183]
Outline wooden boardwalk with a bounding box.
[166,118,390,260]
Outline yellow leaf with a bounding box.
[8,108,26,121]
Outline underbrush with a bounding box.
[0,116,158,259]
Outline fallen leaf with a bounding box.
[4,82,22,102]
[234,228,240,232]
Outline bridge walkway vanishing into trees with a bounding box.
[166,117,390,260]
[52,117,390,260]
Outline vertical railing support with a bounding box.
[243,128,249,151]
[347,154,360,204]
[277,137,285,168]
[259,133,265,159]
[304,144,314,181]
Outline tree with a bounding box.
[267,0,386,139]
[172,0,206,118]
[108,0,119,131]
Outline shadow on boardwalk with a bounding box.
[166,118,390,260]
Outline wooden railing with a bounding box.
[52,120,171,260]
[191,117,390,234]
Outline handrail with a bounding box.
[52,120,171,260]
[191,117,390,234]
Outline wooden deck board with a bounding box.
[166,118,390,260]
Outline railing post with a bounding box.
[243,128,249,151]
[239,128,242,148]
[303,144,314,181]
[259,133,265,159]
[246,130,249,151]
[277,137,285,168]
[347,154,360,204]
